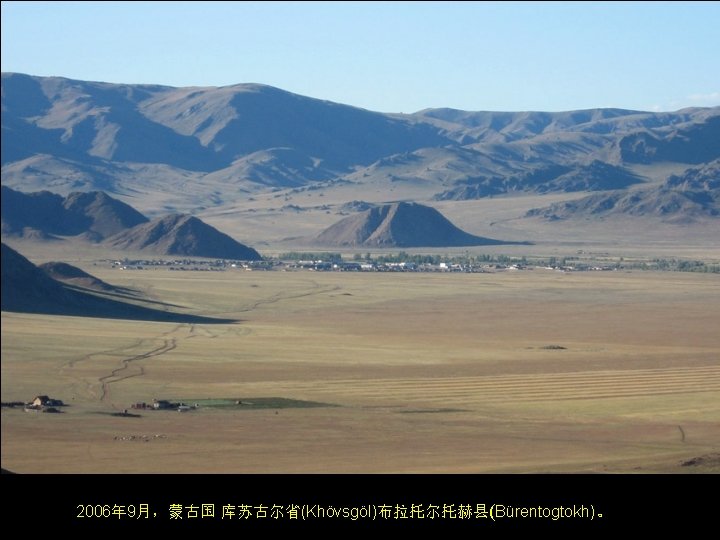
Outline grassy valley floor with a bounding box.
[2,269,718,473]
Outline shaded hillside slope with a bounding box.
[1,243,235,322]
[38,261,117,292]
[526,160,720,223]
[1,186,148,239]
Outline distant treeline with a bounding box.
[279,252,343,262]
[627,259,720,273]
[276,252,719,273]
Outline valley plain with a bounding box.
[2,73,719,475]
[2,265,718,473]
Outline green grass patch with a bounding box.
[397,408,468,414]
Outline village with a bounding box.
[104,254,627,274]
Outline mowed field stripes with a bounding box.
[261,365,720,406]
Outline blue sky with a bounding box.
[2,1,719,113]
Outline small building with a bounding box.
[32,395,50,407]
[32,395,64,407]
[152,399,173,410]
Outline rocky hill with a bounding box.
[1,185,148,239]
[314,202,517,247]
[103,213,262,259]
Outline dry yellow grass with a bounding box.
[2,269,719,473]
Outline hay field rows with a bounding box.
[254,365,720,405]
[2,268,719,473]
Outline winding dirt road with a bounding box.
[62,279,340,408]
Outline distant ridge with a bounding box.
[314,202,520,247]
[1,185,148,239]
[434,160,643,200]
[104,213,262,259]
[526,160,720,223]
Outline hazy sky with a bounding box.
[2,1,719,113]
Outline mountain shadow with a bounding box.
[1,243,237,323]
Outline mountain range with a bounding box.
[1,72,719,245]
[3,73,718,210]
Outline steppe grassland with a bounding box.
[2,268,719,472]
